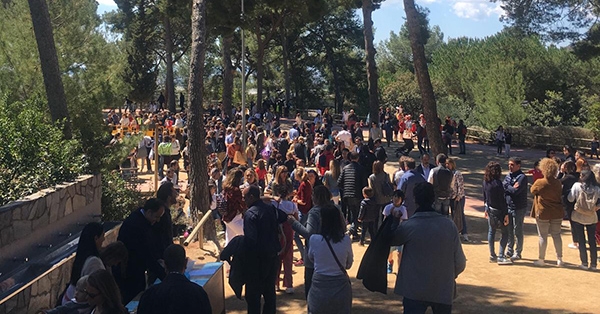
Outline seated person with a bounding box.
[45,276,93,314]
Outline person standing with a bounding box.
[567,170,600,271]
[116,198,167,303]
[559,161,580,249]
[483,162,512,265]
[530,158,564,267]
[338,152,368,240]
[427,154,453,216]
[391,182,466,313]
[179,92,185,112]
[222,169,247,246]
[416,153,435,180]
[307,204,353,314]
[495,126,505,156]
[242,185,287,314]
[503,158,528,260]
[138,245,212,314]
[447,158,469,242]
[504,129,512,158]
[398,157,426,218]
[456,120,467,154]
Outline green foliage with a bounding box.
[0,97,85,205]
[100,170,144,221]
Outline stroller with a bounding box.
[395,138,414,157]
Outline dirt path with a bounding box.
[182,132,599,313]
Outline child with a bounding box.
[358,187,379,246]
[46,276,92,314]
[383,190,408,274]
[592,137,599,159]
[256,159,267,192]
[527,160,543,184]
[271,187,298,294]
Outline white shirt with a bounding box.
[308,234,353,276]
[394,170,405,189]
[271,200,298,215]
[421,165,432,180]
[337,130,352,147]
[383,203,408,219]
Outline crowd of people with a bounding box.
[43,99,600,314]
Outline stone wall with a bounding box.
[0,175,102,261]
[0,225,120,314]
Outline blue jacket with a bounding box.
[503,170,528,210]
[398,170,426,218]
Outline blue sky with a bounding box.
[96,0,506,44]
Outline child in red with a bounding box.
[255,159,267,191]
[527,160,543,183]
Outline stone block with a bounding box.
[67,184,76,198]
[0,210,12,229]
[4,294,17,312]
[86,187,95,205]
[35,199,47,219]
[58,185,67,199]
[1,227,14,246]
[27,200,39,220]
[12,220,32,240]
[37,276,51,295]
[28,293,50,313]
[30,281,38,296]
[64,198,73,216]
[32,214,48,230]
[58,197,67,219]
[72,195,86,212]
[11,207,21,222]
[21,201,33,221]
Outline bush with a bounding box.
[100,170,144,221]
[0,98,85,205]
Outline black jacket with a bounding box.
[151,207,173,259]
[137,273,212,314]
[415,163,436,178]
[338,161,368,199]
[359,198,381,222]
[357,215,398,294]
[220,235,246,299]
[374,146,387,163]
[502,169,528,210]
[116,210,166,304]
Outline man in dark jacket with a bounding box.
[503,157,528,260]
[415,153,436,180]
[242,185,287,314]
[116,198,167,304]
[138,244,212,314]
[338,152,368,239]
[427,154,453,216]
[373,138,387,163]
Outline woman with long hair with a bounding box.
[222,168,246,245]
[267,165,293,197]
[288,185,333,298]
[86,270,127,314]
[530,158,564,267]
[568,170,600,270]
[447,157,469,242]
[292,167,313,266]
[307,204,352,314]
[62,222,104,305]
[483,162,511,264]
[323,159,341,205]
[368,160,392,227]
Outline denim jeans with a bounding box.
[459,137,466,154]
[535,218,563,260]
[344,197,361,236]
[572,221,598,267]
[507,208,526,257]
[294,212,308,261]
[403,297,451,314]
[488,215,509,258]
[433,198,451,216]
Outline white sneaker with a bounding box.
[568,243,579,249]
[557,259,564,267]
[533,259,545,267]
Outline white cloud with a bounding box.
[452,1,503,20]
[96,0,117,6]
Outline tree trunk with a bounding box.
[164,14,176,113]
[325,46,342,114]
[28,0,71,139]
[255,22,265,112]
[281,28,291,110]
[187,0,212,227]
[222,33,234,117]
[404,0,444,155]
[362,0,379,127]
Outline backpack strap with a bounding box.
[324,237,347,275]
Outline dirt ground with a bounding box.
[178,133,599,313]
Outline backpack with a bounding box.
[381,176,394,198]
[215,193,230,222]
[575,185,600,215]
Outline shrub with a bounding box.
[100,170,144,221]
[0,97,85,205]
